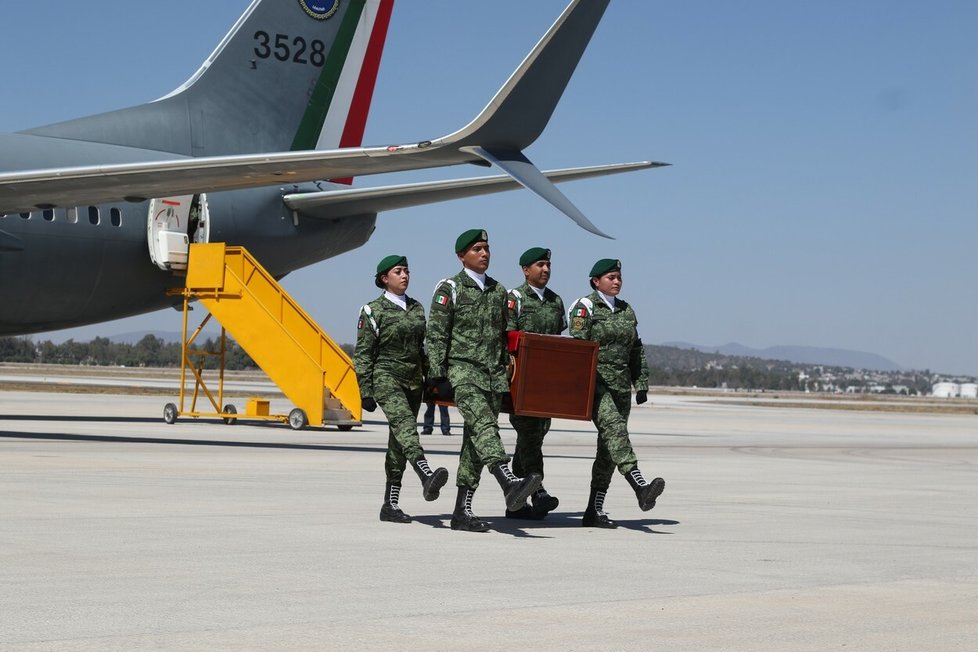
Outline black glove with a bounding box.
[428,377,454,402]
[635,390,648,405]
[361,397,377,413]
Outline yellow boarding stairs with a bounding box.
[163,243,361,430]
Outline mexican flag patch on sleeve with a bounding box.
[435,294,449,307]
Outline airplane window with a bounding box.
[110,208,122,227]
[43,209,55,221]
[67,207,78,224]
[20,212,31,219]
[88,206,100,225]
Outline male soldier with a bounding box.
[426,229,542,532]
[504,247,566,520]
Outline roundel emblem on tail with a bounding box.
[299,0,340,20]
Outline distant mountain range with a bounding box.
[102,332,902,372]
[661,342,902,372]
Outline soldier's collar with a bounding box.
[383,291,408,310]
[527,284,546,300]
[462,267,487,291]
[596,290,617,311]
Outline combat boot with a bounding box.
[451,486,489,532]
[582,486,616,528]
[625,468,665,511]
[489,461,542,512]
[531,486,560,515]
[504,504,534,519]
[379,482,411,523]
[506,485,560,519]
[412,457,449,502]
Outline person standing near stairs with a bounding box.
[426,229,542,532]
[354,255,449,524]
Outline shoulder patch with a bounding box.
[432,278,458,309]
[571,297,594,319]
[359,305,379,334]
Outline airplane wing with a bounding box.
[0,0,655,237]
[284,162,665,219]
[0,141,480,215]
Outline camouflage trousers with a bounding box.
[375,376,425,484]
[453,383,509,489]
[509,413,551,478]
[589,383,639,488]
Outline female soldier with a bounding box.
[568,258,665,528]
[354,255,449,523]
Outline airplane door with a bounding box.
[147,194,209,271]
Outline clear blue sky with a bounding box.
[3,1,976,375]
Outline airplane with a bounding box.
[0,0,664,337]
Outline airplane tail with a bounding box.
[23,0,393,167]
[440,0,617,238]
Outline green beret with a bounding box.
[589,258,621,278]
[376,254,407,276]
[519,247,551,267]
[375,255,407,288]
[455,228,488,254]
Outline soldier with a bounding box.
[504,246,566,520]
[568,258,665,528]
[354,255,449,524]
[426,229,542,532]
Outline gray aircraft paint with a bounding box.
[0,0,661,336]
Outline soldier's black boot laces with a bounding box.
[582,486,617,528]
[451,486,489,532]
[380,482,411,523]
[626,469,665,512]
[489,462,542,512]
[413,457,449,502]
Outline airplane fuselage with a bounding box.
[0,0,648,337]
[0,133,375,335]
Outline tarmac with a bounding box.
[1,385,976,650]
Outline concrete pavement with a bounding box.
[1,389,976,650]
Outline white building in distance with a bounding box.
[932,382,960,398]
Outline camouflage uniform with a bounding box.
[427,271,510,489]
[353,294,428,484]
[568,290,650,488]
[506,282,566,478]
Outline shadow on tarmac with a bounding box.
[0,414,162,424]
[408,510,678,537]
[0,430,388,453]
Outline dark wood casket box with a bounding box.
[508,332,598,420]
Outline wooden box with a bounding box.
[509,333,598,420]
